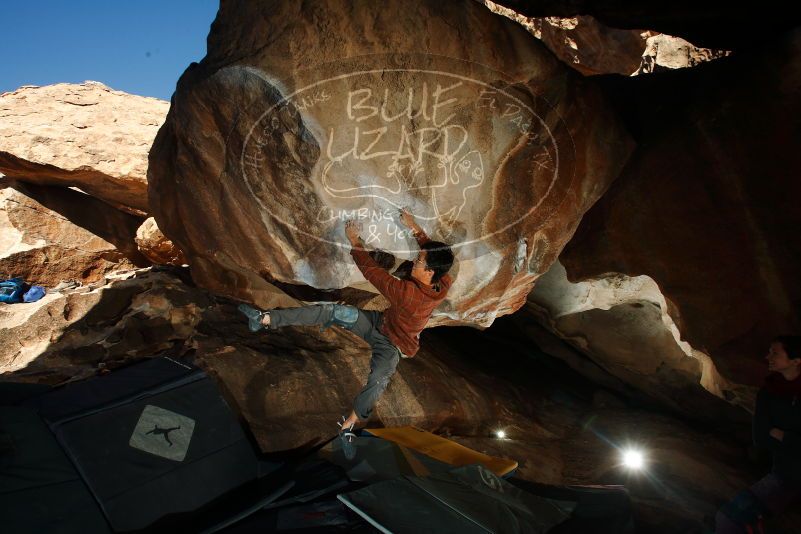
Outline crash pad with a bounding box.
[364,426,518,477]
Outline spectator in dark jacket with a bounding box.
[715,336,801,533]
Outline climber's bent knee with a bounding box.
[319,303,359,331]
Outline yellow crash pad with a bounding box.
[365,426,518,477]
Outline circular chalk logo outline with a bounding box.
[241,66,571,254]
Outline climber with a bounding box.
[238,207,454,457]
[714,336,801,533]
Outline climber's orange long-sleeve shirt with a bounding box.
[349,230,452,357]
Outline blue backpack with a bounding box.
[24,285,46,303]
[0,278,26,304]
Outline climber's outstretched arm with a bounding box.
[345,219,409,302]
[399,207,431,246]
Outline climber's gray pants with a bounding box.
[267,304,401,420]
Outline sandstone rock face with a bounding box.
[148,0,633,325]
[480,4,647,76]
[0,180,149,286]
[531,16,644,76]
[135,217,187,266]
[559,28,801,389]
[481,2,730,77]
[489,0,801,51]
[0,82,169,215]
[526,260,754,421]
[0,269,205,381]
[636,34,731,74]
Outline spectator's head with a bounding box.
[419,241,454,283]
[767,336,801,375]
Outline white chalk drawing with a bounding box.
[241,63,568,255]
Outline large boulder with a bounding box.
[556,29,801,394]
[635,33,731,74]
[0,82,169,215]
[135,217,187,266]
[526,260,754,422]
[529,15,649,76]
[479,4,648,76]
[480,3,731,77]
[0,180,149,287]
[489,0,801,51]
[148,0,633,324]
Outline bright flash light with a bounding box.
[495,430,506,439]
[621,449,645,469]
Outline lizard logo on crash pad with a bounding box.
[129,405,195,461]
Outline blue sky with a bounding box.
[1,1,218,100]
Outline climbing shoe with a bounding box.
[337,416,357,460]
[238,303,268,332]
